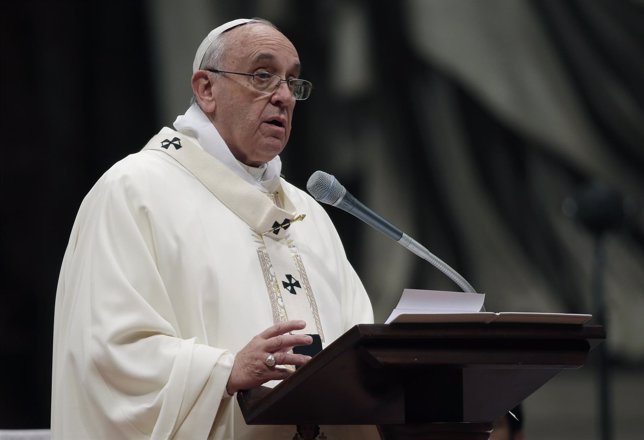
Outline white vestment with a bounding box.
[51,126,377,439]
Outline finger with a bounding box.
[266,333,312,352]
[259,320,307,339]
[273,352,312,367]
[266,367,294,381]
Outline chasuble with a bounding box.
[51,128,377,439]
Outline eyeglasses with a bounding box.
[204,68,313,101]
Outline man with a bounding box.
[52,18,377,439]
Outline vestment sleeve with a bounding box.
[54,166,233,439]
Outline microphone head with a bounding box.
[306,170,346,205]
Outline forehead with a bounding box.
[224,24,300,71]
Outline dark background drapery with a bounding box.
[1,0,642,436]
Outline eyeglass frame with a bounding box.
[203,68,313,101]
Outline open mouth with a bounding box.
[265,118,285,128]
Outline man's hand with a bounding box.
[226,320,313,395]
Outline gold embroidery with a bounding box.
[290,247,325,343]
[254,230,324,342]
[266,191,283,208]
[256,235,289,324]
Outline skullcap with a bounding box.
[192,18,259,73]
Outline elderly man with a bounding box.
[52,18,376,439]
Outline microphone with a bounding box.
[306,170,477,293]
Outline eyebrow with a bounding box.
[252,52,302,76]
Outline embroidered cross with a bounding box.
[266,214,306,235]
[282,274,301,295]
[161,137,182,150]
[272,219,292,235]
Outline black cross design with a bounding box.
[282,274,301,295]
[161,137,182,150]
[271,218,292,235]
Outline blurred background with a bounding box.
[1,0,643,438]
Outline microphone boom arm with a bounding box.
[398,233,476,293]
[308,170,477,294]
[336,190,477,293]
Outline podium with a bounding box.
[238,320,604,439]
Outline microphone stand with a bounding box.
[591,234,611,440]
[565,181,623,440]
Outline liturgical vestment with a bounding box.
[51,125,377,439]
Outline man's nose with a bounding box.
[270,81,295,106]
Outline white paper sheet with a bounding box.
[385,289,592,325]
[385,289,486,324]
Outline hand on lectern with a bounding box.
[226,320,313,395]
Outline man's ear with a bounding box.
[191,71,216,113]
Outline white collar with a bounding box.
[172,103,282,192]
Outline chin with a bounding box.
[256,141,286,162]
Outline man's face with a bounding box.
[209,24,301,166]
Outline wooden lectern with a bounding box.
[238,320,604,439]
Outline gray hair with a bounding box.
[199,18,278,70]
